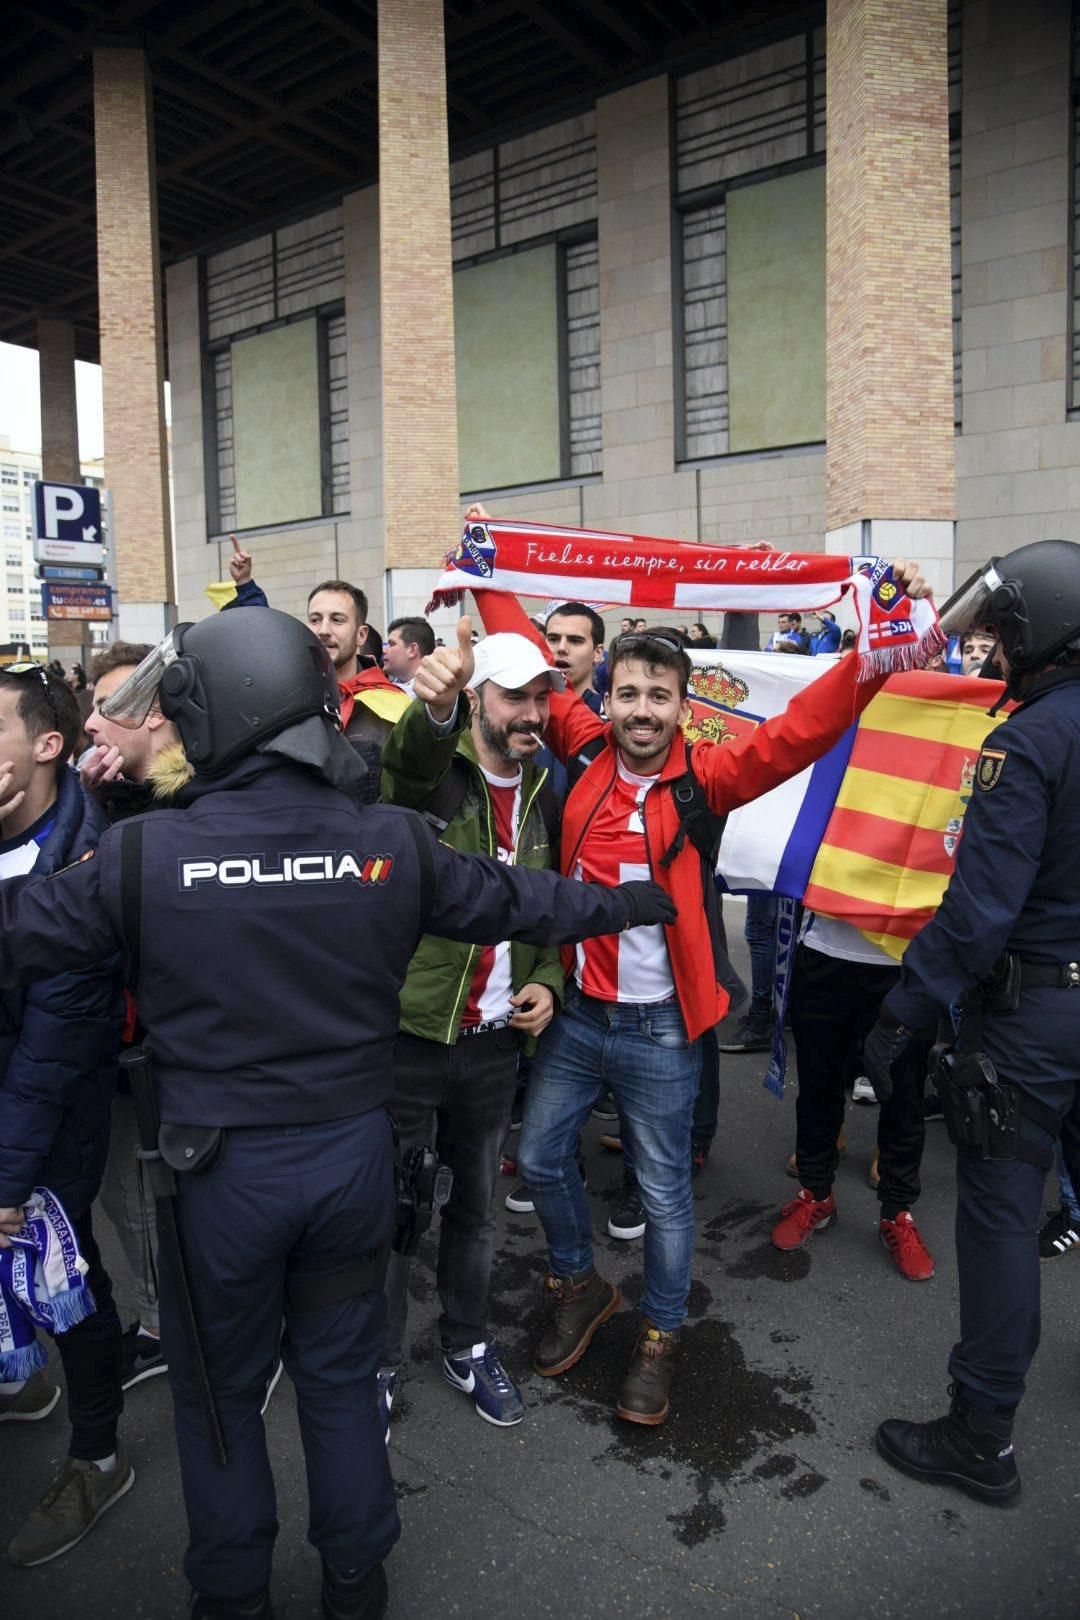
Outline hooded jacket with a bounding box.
[0,767,123,1212]
[380,699,564,1047]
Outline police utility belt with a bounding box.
[931,951,1079,1172]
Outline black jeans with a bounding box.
[57,1207,123,1461]
[382,1027,519,1365]
[789,944,928,1220]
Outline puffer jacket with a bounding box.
[380,699,566,1048]
[0,766,123,1213]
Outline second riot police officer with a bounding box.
[864,538,1080,1508]
[0,607,676,1619]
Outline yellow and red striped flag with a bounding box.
[802,671,1008,960]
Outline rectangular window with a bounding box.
[2,496,19,512]
[675,29,825,462]
[1,467,17,486]
[230,320,323,530]
[454,237,599,493]
[204,208,346,534]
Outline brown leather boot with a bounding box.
[534,1268,622,1376]
[616,1320,680,1425]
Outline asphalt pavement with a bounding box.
[2,920,1078,1620]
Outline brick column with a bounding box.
[36,319,84,663]
[94,47,176,643]
[377,0,460,617]
[825,0,956,597]
[37,318,80,484]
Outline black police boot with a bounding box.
[321,1558,389,1620]
[190,1592,273,1619]
[876,1388,1020,1507]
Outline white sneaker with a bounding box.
[852,1075,878,1106]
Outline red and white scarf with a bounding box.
[428,519,944,677]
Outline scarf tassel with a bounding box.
[0,1338,48,1384]
[856,620,947,682]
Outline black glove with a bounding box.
[618,880,678,930]
[863,1011,912,1103]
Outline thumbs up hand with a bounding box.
[414,615,476,722]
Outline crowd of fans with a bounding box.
[0,540,1075,1583]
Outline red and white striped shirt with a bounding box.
[459,767,522,1029]
[573,757,674,1004]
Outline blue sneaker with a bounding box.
[376,1367,398,1445]
[441,1342,523,1427]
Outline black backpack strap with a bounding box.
[659,742,726,870]
[403,813,437,930]
[119,819,145,982]
[566,733,607,792]
[415,754,470,835]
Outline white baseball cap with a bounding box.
[470,633,566,693]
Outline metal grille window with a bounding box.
[213,350,236,532]
[681,203,728,461]
[450,112,597,263]
[566,240,601,478]
[676,29,824,462]
[326,314,349,515]
[676,30,825,195]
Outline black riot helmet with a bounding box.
[939,539,1080,693]
[99,607,341,776]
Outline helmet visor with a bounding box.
[936,563,1005,641]
[98,633,180,730]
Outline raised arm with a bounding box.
[690,559,934,815]
[417,819,675,946]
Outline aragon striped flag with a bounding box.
[801,671,1007,960]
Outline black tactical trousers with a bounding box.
[789,943,928,1219]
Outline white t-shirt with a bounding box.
[801,911,895,968]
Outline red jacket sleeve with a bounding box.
[471,588,605,766]
[690,654,888,815]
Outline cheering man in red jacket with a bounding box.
[425,505,936,1427]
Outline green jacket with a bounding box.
[380,697,566,1048]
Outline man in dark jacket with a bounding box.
[0,664,127,1567]
[0,611,674,1618]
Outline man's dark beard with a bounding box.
[477,691,536,765]
[611,713,677,765]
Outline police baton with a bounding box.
[121,1046,228,1467]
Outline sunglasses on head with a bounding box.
[611,631,685,657]
[4,662,63,729]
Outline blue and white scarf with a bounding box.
[0,1188,96,1382]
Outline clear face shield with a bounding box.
[936,563,1005,642]
[98,631,182,730]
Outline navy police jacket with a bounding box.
[0,757,633,1130]
[887,665,1080,1033]
[0,767,122,1212]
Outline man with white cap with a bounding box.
[376,618,568,1430]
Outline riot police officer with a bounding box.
[864,538,1080,1508]
[0,607,675,1618]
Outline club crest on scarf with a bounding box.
[449,522,497,581]
[685,662,761,745]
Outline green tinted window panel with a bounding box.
[232,319,322,528]
[727,166,825,453]
[455,245,561,491]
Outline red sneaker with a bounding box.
[500,1155,518,1177]
[880,1211,935,1281]
[771,1188,837,1251]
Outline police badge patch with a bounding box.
[976,747,1006,792]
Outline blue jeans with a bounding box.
[744,891,778,1005]
[518,990,701,1332]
